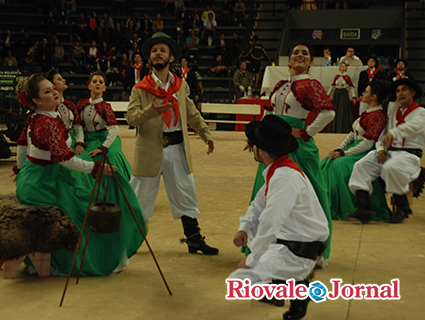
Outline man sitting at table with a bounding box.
[233,61,253,99]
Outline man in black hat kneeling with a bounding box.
[348,78,425,223]
[228,115,329,320]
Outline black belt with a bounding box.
[276,239,326,261]
[163,131,183,148]
[389,147,422,158]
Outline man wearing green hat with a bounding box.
[349,78,425,223]
[126,32,218,255]
[228,115,329,320]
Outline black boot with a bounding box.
[260,280,285,307]
[283,280,310,320]
[347,190,374,223]
[180,216,219,255]
[390,194,412,223]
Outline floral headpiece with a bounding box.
[18,92,32,108]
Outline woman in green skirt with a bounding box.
[320,80,391,221]
[248,41,335,262]
[15,73,146,276]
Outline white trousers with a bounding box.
[349,149,421,195]
[130,142,200,222]
[227,244,316,284]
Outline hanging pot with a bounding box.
[88,202,121,233]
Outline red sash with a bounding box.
[391,101,420,148]
[179,67,190,81]
[396,70,406,78]
[135,74,183,128]
[265,155,306,201]
[367,68,378,82]
[132,63,143,83]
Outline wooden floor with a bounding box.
[0,128,424,320]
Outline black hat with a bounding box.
[245,115,298,156]
[395,58,408,68]
[367,56,378,65]
[391,78,422,100]
[142,32,181,61]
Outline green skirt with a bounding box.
[16,160,146,276]
[247,115,333,259]
[77,131,132,181]
[319,140,391,220]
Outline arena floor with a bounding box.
[1,127,424,320]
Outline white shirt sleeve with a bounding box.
[306,109,335,137]
[60,156,95,174]
[389,108,425,141]
[102,125,119,149]
[73,124,85,144]
[17,145,28,169]
[344,139,375,156]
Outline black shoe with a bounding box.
[347,208,372,224]
[260,296,285,307]
[181,233,219,255]
[390,194,412,223]
[180,216,219,255]
[283,297,310,320]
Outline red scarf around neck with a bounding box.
[367,68,378,82]
[265,155,306,201]
[396,70,406,78]
[391,101,420,148]
[179,67,190,81]
[135,73,183,128]
[132,63,143,82]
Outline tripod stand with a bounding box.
[60,151,172,306]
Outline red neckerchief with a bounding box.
[179,67,190,81]
[396,70,406,78]
[390,101,420,148]
[132,63,143,83]
[265,155,306,201]
[367,68,378,82]
[135,73,183,128]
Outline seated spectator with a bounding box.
[221,0,233,26]
[233,61,253,99]
[113,22,127,54]
[101,21,115,45]
[0,29,16,53]
[107,54,121,86]
[227,32,243,67]
[119,52,131,86]
[89,11,101,41]
[175,0,184,16]
[161,0,175,17]
[126,19,139,38]
[140,13,153,41]
[152,13,164,33]
[61,0,77,24]
[340,47,361,66]
[71,40,85,73]
[128,41,141,62]
[234,0,245,25]
[201,13,217,46]
[201,4,215,22]
[191,6,201,20]
[45,11,56,34]
[99,41,112,60]
[323,47,332,67]
[215,32,227,60]
[210,54,228,77]
[18,54,37,67]
[3,49,18,66]
[100,12,114,30]
[177,5,191,37]
[128,32,143,53]
[192,14,203,38]
[51,38,65,71]
[17,31,33,61]
[27,40,39,58]
[86,40,99,72]
[37,38,53,72]
[76,12,89,42]
[97,53,110,76]
[184,29,200,63]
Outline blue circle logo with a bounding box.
[308,281,327,303]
